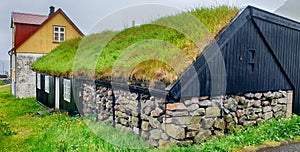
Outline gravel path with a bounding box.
[258,143,300,152]
[0,84,10,88]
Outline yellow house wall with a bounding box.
[16,13,82,53]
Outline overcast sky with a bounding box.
[0,0,290,65]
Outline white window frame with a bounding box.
[37,73,41,89]
[63,79,71,102]
[53,26,65,42]
[45,75,50,93]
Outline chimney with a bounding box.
[49,6,55,16]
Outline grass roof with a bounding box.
[32,6,238,86]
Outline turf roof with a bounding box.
[32,6,238,85]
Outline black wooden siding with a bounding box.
[36,74,55,108]
[223,18,292,94]
[254,17,300,113]
[36,74,80,115]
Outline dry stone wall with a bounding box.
[82,82,292,147]
[82,83,114,123]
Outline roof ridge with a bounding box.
[13,11,48,17]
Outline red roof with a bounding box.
[12,12,48,25]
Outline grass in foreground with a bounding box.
[0,86,149,152]
[1,85,300,151]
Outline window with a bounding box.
[54,26,65,42]
[37,73,41,89]
[63,79,71,102]
[45,75,50,93]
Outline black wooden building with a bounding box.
[36,6,300,114]
[168,6,300,113]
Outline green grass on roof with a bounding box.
[31,37,82,77]
[32,6,238,85]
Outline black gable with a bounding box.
[167,6,295,108]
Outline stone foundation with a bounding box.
[82,82,293,147]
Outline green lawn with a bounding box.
[0,86,149,152]
[1,85,300,151]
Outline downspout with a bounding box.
[8,49,16,95]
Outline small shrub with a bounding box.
[0,80,3,85]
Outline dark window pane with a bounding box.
[60,33,65,41]
[54,33,59,41]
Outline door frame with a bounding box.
[55,77,60,109]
